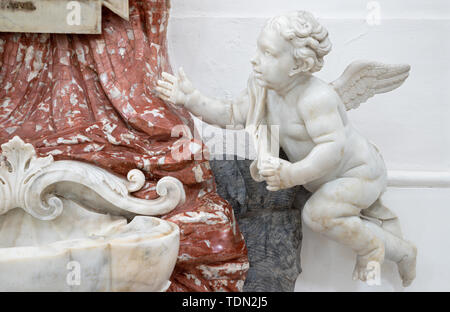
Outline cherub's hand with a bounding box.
[156,67,196,106]
[259,157,295,191]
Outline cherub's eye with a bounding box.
[265,51,272,57]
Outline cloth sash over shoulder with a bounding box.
[242,74,280,182]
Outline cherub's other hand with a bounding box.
[156,67,196,106]
[259,157,295,191]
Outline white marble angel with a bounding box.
[156,11,417,286]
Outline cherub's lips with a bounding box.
[253,69,263,76]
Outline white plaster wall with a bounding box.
[167,0,450,291]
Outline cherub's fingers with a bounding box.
[155,86,172,98]
[161,72,177,84]
[267,182,281,189]
[266,185,280,192]
[260,174,275,180]
[157,80,173,91]
[266,176,280,184]
[260,161,276,168]
[155,86,171,96]
[264,176,279,183]
[156,80,171,90]
[263,157,280,166]
[178,67,188,82]
[260,161,278,170]
[259,169,276,177]
[159,94,171,102]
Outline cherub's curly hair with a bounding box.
[266,11,332,73]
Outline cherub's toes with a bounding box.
[359,270,368,282]
[352,268,359,281]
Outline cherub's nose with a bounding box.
[251,56,259,66]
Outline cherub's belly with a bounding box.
[283,127,387,192]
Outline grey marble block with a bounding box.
[210,154,311,292]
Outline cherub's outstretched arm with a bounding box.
[156,68,249,129]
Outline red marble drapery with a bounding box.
[0,0,248,291]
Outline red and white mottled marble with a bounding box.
[0,0,248,292]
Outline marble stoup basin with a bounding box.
[0,200,180,291]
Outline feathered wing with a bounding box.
[330,60,410,110]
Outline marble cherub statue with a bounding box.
[156,10,417,286]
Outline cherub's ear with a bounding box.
[289,58,314,76]
[289,65,302,77]
[302,58,315,73]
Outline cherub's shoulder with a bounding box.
[302,77,340,104]
[298,78,341,114]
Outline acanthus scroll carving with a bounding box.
[0,136,186,220]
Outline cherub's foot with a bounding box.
[397,242,417,287]
[352,242,385,282]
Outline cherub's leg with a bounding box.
[362,198,403,238]
[302,177,385,282]
[362,198,417,287]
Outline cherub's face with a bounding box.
[251,27,297,90]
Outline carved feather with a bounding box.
[330,60,410,110]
